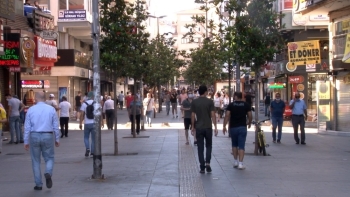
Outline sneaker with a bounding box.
[277,140,281,144]
[85,149,90,157]
[238,163,245,170]
[199,169,205,174]
[206,165,212,173]
[194,141,197,145]
[233,161,239,168]
[44,173,52,188]
[90,153,94,157]
[273,140,276,143]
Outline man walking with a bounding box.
[46,94,59,111]
[289,92,307,145]
[24,92,60,190]
[5,93,25,144]
[79,92,95,157]
[125,92,134,121]
[75,91,82,121]
[103,96,115,130]
[129,95,142,135]
[181,93,194,145]
[264,93,271,117]
[58,96,71,138]
[270,93,285,143]
[118,91,125,110]
[223,92,252,170]
[191,85,218,173]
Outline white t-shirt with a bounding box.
[214,97,221,107]
[46,100,58,108]
[59,101,71,117]
[143,98,154,111]
[80,100,95,124]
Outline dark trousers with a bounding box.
[196,128,213,169]
[105,109,115,130]
[119,101,124,109]
[292,115,305,143]
[129,114,141,134]
[59,117,69,136]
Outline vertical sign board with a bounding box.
[317,81,330,132]
[0,20,3,55]
[0,33,21,71]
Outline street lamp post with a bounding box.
[149,15,166,113]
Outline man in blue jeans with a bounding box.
[191,85,218,173]
[79,91,96,157]
[270,93,285,143]
[5,93,25,144]
[24,92,60,190]
[223,92,252,170]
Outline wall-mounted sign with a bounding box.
[289,76,304,83]
[21,80,44,89]
[282,0,293,10]
[33,9,54,34]
[0,33,20,67]
[39,30,58,40]
[309,15,329,21]
[268,83,286,89]
[342,20,350,31]
[58,10,86,21]
[9,67,20,72]
[34,36,57,66]
[22,39,36,68]
[343,33,350,63]
[288,40,321,66]
[293,0,307,13]
[0,0,15,20]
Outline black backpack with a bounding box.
[84,101,95,119]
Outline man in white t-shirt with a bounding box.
[58,96,71,138]
[118,91,125,110]
[79,92,95,157]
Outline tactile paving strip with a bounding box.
[179,130,206,197]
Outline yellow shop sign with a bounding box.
[288,40,320,66]
[343,33,350,63]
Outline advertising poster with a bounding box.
[317,81,330,132]
[287,40,320,68]
[59,87,68,103]
[0,33,20,69]
[342,33,350,63]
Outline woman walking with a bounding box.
[143,93,155,127]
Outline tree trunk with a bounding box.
[113,74,118,155]
[254,70,260,155]
[132,81,137,138]
[158,80,162,113]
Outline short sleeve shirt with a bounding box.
[75,95,81,107]
[270,100,285,117]
[227,101,251,128]
[190,97,215,129]
[80,100,95,124]
[8,97,21,117]
[289,99,307,115]
[0,108,7,129]
[170,93,177,103]
[59,101,71,117]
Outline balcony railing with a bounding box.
[55,49,91,69]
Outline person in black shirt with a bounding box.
[170,89,178,118]
[75,91,82,121]
[264,93,271,117]
[223,92,252,170]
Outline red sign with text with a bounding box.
[289,76,304,83]
[34,36,57,66]
[282,0,293,10]
[0,33,20,67]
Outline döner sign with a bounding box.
[34,36,57,62]
[39,30,58,40]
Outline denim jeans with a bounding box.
[30,132,55,187]
[165,101,170,115]
[84,124,95,153]
[265,105,270,116]
[145,110,153,124]
[271,116,283,141]
[9,116,22,142]
[196,128,213,170]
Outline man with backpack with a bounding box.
[79,92,95,157]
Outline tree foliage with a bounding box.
[100,0,150,80]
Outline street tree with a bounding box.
[100,0,150,148]
[222,0,285,154]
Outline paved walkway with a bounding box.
[0,105,349,197]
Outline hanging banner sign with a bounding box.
[342,33,350,63]
[288,40,320,66]
[21,80,44,89]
